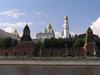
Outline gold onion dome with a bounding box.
[47,23,52,29]
[14,30,17,33]
[64,15,68,20]
[35,34,37,37]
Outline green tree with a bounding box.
[31,51,35,57]
[39,50,43,57]
[23,52,26,56]
[75,51,79,56]
[67,51,70,56]
[58,51,62,57]
[4,37,12,47]
[49,50,53,57]
[4,51,8,56]
[85,50,90,57]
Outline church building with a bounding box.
[35,23,55,40]
[62,14,69,38]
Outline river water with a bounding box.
[0,65,100,75]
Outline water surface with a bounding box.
[0,65,100,75]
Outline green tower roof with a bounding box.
[24,24,29,30]
[87,27,93,32]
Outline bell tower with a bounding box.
[62,14,69,38]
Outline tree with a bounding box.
[85,50,90,57]
[67,51,70,56]
[31,51,35,57]
[23,52,26,56]
[4,51,8,56]
[49,50,53,57]
[58,51,62,57]
[4,37,12,47]
[39,50,43,57]
[75,51,79,56]
[14,51,17,55]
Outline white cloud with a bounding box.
[4,27,14,33]
[40,22,45,24]
[91,17,100,37]
[35,12,42,15]
[55,32,61,38]
[19,32,23,37]
[0,22,32,27]
[0,9,24,18]
[70,32,80,36]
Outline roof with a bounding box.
[24,24,29,30]
[87,27,93,32]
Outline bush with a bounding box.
[4,51,8,56]
[67,51,70,56]
[75,51,79,56]
[85,50,90,57]
[58,51,62,57]
[61,54,66,57]
[31,51,35,57]
[49,50,53,57]
[23,52,26,56]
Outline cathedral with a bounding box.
[35,23,55,39]
[62,14,69,38]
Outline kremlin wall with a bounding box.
[0,15,98,57]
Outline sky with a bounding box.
[0,0,100,38]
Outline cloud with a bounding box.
[0,9,24,18]
[70,32,80,36]
[35,12,42,15]
[91,17,100,37]
[55,32,61,38]
[4,27,14,33]
[0,22,32,27]
[40,22,45,24]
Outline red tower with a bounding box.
[83,27,96,56]
[15,24,34,56]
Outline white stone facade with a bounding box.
[35,23,55,39]
[62,15,69,38]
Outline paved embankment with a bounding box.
[0,58,100,66]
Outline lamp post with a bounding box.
[93,42,96,58]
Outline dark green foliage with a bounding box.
[33,33,100,49]
[23,52,26,56]
[61,54,66,57]
[31,51,35,57]
[39,50,43,57]
[67,51,70,56]
[58,51,62,57]
[49,50,53,57]
[14,51,17,56]
[4,37,13,47]
[85,50,90,56]
[75,51,79,56]
[4,51,8,56]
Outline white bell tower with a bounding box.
[62,14,69,38]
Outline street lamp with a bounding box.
[93,41,96,58]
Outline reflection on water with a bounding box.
[0,65,100,75]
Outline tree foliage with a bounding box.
[34,34,100,48]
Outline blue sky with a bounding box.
[0,0,100,38]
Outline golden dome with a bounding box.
[64,15,68,20]
[14,30,17,33]
[12,32,14,35]
[35,34,37,37]
[47,23,52,29]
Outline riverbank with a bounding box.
[0,58,100,66]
